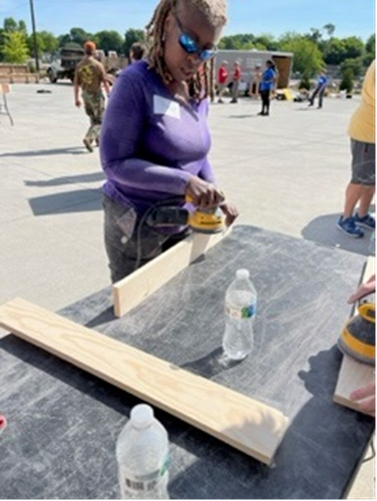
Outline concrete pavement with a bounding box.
[0,82,374,498]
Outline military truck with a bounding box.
[46,46,128,83]
[47,46,84,83]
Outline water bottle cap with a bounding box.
[130,404,154,428]
[236,269,250,280]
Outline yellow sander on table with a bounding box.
[145,194,226,234]
[338,297,375,366]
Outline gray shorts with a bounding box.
[350,139,375,185]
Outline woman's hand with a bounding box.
[219,201,239,227]
[347,274,375,304]
[185,177,224,208]
[350,382,375,416]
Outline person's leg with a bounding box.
[82,93,96,152]
[264,90,271,116]
[353,142,375,229]
[218,84,225,103]
[317,88,325,108]
[358,186,375,217]
[103,195,183,283]
[308,87,319,106]
[338,140,375,237]
[259,90,269,116]
[231,81,239,103]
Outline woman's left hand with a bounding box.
[219,201,239,227]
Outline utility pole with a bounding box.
[29,0,40,72]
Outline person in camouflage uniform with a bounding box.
[74,41,111,152]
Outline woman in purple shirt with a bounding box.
[100,0,238,283]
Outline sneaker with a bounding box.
[354,213,375,230]
[338,216,364,238]
[83,138,93,152]
[337,216,364,238]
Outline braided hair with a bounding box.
[145,0,227,101]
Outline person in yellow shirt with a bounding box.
[337,60,375,237]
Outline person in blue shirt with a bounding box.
[258,60,276,116]
[308,70,329,109]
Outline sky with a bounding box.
[0,0,375,41]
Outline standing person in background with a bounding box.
[249,64,261,99]
[100,0,238,283]
[230,61,242,103]
[217,60,228,103]
[258,59,276,116]
[337,60,375,238]
[308,69,328,109]
[129,42,147,63]
[74,41,111,152]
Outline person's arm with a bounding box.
[73,69,81,107]
[348,275,375,303]
[100,64,111,96]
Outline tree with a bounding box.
[339,68,354,93]
[342,36,365,60]
[364,34,375,66]
[28,31,58,57]
[94,30,124,54]
[58,27,93,48]
[323,37,347,65]
[3,17,18,32]
[340,58,364,78]
[280,34,324,76]
[123,29,146,57]
[323,23,335,38]
[3,31,30,63]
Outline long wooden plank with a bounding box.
[333,256,375,415]
[0,298,289,465]
[113,228,231,317]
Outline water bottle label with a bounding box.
[225,304,256,319]
[119,454,170,494]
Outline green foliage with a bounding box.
[28,31,58,56]
[279,34,324,76]
[299,74,311,90]
[363,34,375,66]
[3,31,30,63]
[339,68,354,93]
[123,29,145,57]
[95,30,124,55]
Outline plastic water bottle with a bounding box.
[222,269,257,361]
[369,231,375,256]
[116,404,170,499]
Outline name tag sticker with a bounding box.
[153,95,180,119]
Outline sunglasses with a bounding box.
[174,14,217,62]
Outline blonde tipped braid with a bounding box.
[146,0,227,100]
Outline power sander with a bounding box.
[145,195,225,234]
[338,295,375,366]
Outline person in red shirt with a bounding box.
[217,60,229,103]
[230,61,242,103]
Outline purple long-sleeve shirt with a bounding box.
[100,60,216,214]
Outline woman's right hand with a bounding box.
[185,176,224,208]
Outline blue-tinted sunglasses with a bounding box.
[175,15,217,62]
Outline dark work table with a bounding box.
[0,225,374,499]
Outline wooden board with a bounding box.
[113,228,231,317]
[333,256,375,415]
[0,297,289,465]
[333,354,374,415]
